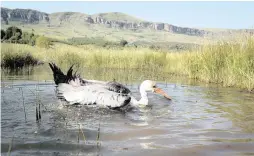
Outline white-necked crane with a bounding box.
[49,63,171,110]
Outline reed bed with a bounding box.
[1,36,254,91]
[185,37,254,91]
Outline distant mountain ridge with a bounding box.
[1,7,209,37]
[2,7,254,46]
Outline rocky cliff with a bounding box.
[1,7,49,24]
[1,7,208,36]
[87,16,207,36]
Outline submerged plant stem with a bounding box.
[20,88,27,122]
[7,133,15,156]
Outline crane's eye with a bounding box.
[153,85,157,88]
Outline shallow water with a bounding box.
[1,66,254,156]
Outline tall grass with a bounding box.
[1,36,254,91]
[185,37,254,91]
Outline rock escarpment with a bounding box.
[1,7,208,36]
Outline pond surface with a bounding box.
[1,65,254,156]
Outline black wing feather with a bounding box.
[105,81,131,94]
[49,63,130,94]
[49,63,87,85]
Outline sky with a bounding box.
[1,1,254,29]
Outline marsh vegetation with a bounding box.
[1,35,254,91]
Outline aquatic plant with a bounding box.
[1,45,43,69]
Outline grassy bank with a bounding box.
[1,36,254,91]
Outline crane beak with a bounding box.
[154,88,172,100]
